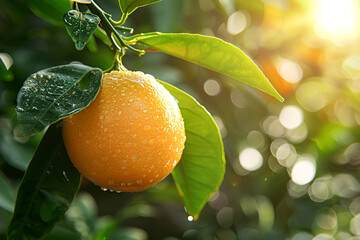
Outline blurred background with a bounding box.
[1,0,360,239]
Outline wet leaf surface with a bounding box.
[16,63,102,136]
[6,123,81,240]
[64,10,100,50]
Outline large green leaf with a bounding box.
[16,64,102,137]
[6,123,82,240]
[26,0,72,26]
[134,33,283,102]
[64,10,100,50]
[118,0,163,16]
[159,80,225,220]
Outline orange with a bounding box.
[62,70,186,192]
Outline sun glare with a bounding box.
[314,0,359,45]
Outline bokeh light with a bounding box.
[239,148,263,171]
[314,0,360,45]
[279,106,304,130]
[204,79,221,96]
[227,11,247,35]
[277,59,303,84]
[291,155,316,185]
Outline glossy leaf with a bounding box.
[6,123,82,240]
[26,0,72,26]
[135,33,283,101]
[64,10,100,50]
[118,0,163,15]
[16,64,102,136]
[0,170,15,212]
[159,80,225,220]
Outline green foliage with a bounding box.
[160,80,225,221]
[133,33,283,101]
[26,0,71,26]
[0,171,15,213]
[64,10,100,50]
[6,0,360,239]
[118,0,163,20]
[16,64,102,136]
[0,131,34,171]
[6,123,81,239]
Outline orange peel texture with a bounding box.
[62,71,186,192]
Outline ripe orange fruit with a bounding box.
[62,70,186,192]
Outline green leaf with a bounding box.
[64,10,100,50]
[135,33,283,102]
[0,170,16,212]
[26,0,72,26]
[6,123,82,240]
[159,80,226,221]
[119,0,163,16]
[16,64,103,137]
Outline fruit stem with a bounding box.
[104,50,127,73]
[87,0,144,56]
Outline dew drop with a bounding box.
[188,216,194,222]
[144,125,151,131]
[62,171,69,182]
[101,187,108,191]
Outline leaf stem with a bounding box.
[87,0,144,55]
[111,13,128,26]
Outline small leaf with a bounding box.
[16,64,103,136]
[0,170,16,212]
[119,0,163,15]
[26,0,72,26]
[159,80,226,220]
[6,123,82,240]
[64,10,100,50]
[135,33,283,101]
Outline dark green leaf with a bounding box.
[6,123,82,240]
[86,35,98,52]
[26,0,72,26]
[64,10,100,50]
[119,0,163,15]
[0,58,13,82]
[16,64,103,136]
[0,171,16,212]
[135,33,283,101]
[159,80,225,221]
